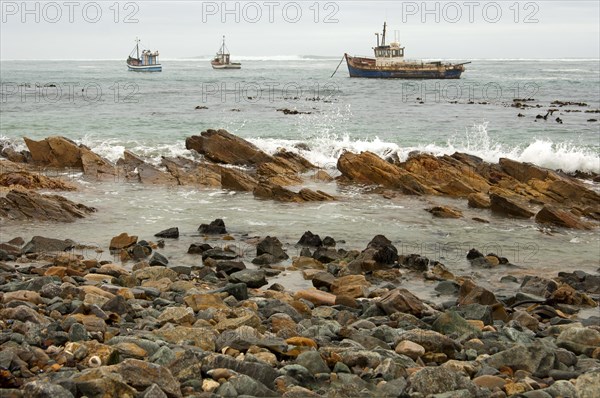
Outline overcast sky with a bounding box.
[1,1,599,60]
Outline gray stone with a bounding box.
[257,236,289,261]
[483,341,556,376]
[454,303,493,325]
[409,367,475,396]
[140,384,168,398]
[557,326,600,356]
[376,377,408,397]
[202,353,279,389]
[154,227,179,239]
[227,374,278,397]
[22,236,75,253]
[68,322,88,342]
[435,280,460,295]
[432,310,482,337]
[149,252,169,266]
[23,381,75,398]
[576,370,600,398]
[541,380,578,398]
[229,269,267,288]
[150,346,176,366]
[296,351,330,375]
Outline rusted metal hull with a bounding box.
[345,54,464,79]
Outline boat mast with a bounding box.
[135,37,140,60]
[382,22,386,46]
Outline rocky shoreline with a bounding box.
[0,222,599,397]
[1,131,599,397]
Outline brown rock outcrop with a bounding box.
[337,151,436,195]
[489,193,535,218]
[0,171,76,191]
[426,206,463,219]
[186,129,272,166]
[220,167,259,191]
[0,188,95,222]
[24,136,83,168]
[80,147,117,180]
[161,157,221,187]
[535,205,593,230]
[253,182,335,203]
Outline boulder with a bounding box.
[0,189,96,222]
[337,151,436,195]
[229,269,267,288]
[80,147,117,180]
[0,170,77,191]
[186,129,272,165]
[22,236,75,253]
[24,136,83,168]
[467,192,491,208]
[331,275,370,298]
[297,231,322,247]
[220,167,259,191]
[377,288,426,317]
[120,150,178,185]
[154,227,179,239]
[499,158,549,183]
[257,236,289,261]
[490,193,535,218]
[109,233,138,250]
[198,219,227,234]
[426,205,463,218]
[160,157,221,187]
[409,367,475,396]
[535,205,593,229]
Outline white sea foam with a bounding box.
[3,122,598,175]
[249,122,600,174]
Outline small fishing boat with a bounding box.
[211,36,241,70]
[127,38,162,72]
[344,22,469,79]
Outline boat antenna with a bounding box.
[382,22,386,46]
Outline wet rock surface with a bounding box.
[0,231,598,397]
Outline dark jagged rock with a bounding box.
[22,236,75,254]
[297,231,322,247]
[366,235,398,265]
[154,227,179,239]
[257,236,289,262]
[198,219,227,234]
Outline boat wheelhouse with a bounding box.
[127,38,162,72]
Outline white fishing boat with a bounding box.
[127,38,162,72]
[211,36,241,70]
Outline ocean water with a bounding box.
[1,58,599,296]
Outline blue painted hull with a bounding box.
[127,64,162,72]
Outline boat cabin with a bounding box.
[373,22,406,67]
[141,50,160,66]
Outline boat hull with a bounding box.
[211,62,241,70]
[127,64,162,72]
[345,54,463,79]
